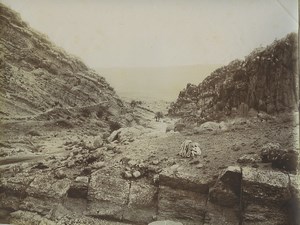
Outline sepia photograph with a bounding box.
[0,0,299,224]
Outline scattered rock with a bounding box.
[257,112,275,121]
[67,160,75,168]
[231,143,241,151]
[196,163,204,169]
[189,159,200,165]
[153,174,159,184]
[54,169,66,179]
[27,130,42,136]
[219,121,228,131]
[124,171,132,179]
[237,154,261,164]
[91,161,105,169]
[152,160,159,165]
[93,137,103,149]
[149,220,183,225]
[166,124,175,133]
[32,162,49,170]
[133,171,141,178]
[106,143,117,150]
[107,127,145,143]
[128,160,138,167]
[199,122,220,131]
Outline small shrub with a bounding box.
[81,108,91,118]
[108,121,121,131]
[96,110,104,118]
[27,130,41,136]
[155,111,164,121]
[174,123,186,132]
[55,119,74,129]
[130,100,137,108]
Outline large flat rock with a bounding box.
[87,171,130,220]
[27,174,71,199]
[242,203,289,225]
[242,167,291,205]
[0,174,34,197]
[204,202,240,225]
[159,165,213,193]
[209,166,242,207]
[123,181,158,223]
[19,196,58,216]
[157,185,207,225]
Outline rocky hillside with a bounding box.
[0,3,124,118]
[169,33,298,123]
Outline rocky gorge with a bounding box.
[0,2,299,225]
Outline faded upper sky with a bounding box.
[1,0,298,68]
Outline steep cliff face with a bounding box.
[169,33,298,123]
[0,3,123,118]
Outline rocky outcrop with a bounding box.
[1,164,298,225]
[0,3,124,118]
[169,33,298,123]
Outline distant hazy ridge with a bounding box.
[96,64,221,101]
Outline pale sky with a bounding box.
[1,0,298,68]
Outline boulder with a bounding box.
[93,137,103,148]
[67,176,89,198]
[209,181,239,207]
[260,143,298,171]
[0,174,34,197]
[132,171,142,178]
[87,171,130,220]
[288,174,300,225]
[149,221,183,225]
[27,174,72,199]
[204,202,240,225]
[159,165,212,193]
[0,193,21,211]
[123,181,158,223]
[157,185,207,224]
[10,210,56,225]
[242,203,289,225]
[199,122,220,131]
[209,166,241,207]
[19,196,58,216]
[107,126,145,143]
[166,124,175,133]
[242,167,291,205]
[237,154,261,164]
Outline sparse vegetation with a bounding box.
[130,100,142,108]
[27,130,41,136]
[54,119,74,128]
[96,109,104,118]
[155,111,164,121]
[81,108,91,118]
[108,120,122,131]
